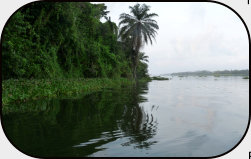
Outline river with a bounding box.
[1,76,249,157]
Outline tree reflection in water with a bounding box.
[118,82,158,149]
[2,81,158,157]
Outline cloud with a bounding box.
[96,2,249,75]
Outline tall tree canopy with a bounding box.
[119,3,159,79]
[2,2,151,80]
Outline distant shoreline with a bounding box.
[161,69,249,77]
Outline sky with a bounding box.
[93,2,249,76]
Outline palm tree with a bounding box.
[139,52,149,63]
[119,3,159,79]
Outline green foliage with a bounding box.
[137,52,150,79]
[118,3,159,79]
[2,78,135,106]
[2,2,150,80]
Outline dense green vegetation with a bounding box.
[2,2,151,80]
[170,69,249,77]
[1,2,157,106]
[2,78,135,106]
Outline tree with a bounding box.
[139,52,149,63]
[118,3,159,79]
[2,2,134,79]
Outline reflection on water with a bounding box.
[1,76,249,157]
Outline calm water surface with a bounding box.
[2,76,249,157]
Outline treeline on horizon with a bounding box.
[1,2,149,80]
[170,69,249,76]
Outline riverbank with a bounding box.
[151,76,169,80]
[2,78,136,106]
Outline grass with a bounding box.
[242,76,249,79]
[2,78,135,106]
[150,76,169,80]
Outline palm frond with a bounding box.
[119,3,159,52]
[143,13,158,19]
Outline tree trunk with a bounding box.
[132,50,139,80]
[133,64,137,79]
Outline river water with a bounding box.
[1,76,249,157]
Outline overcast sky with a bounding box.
[93,2,249,76]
